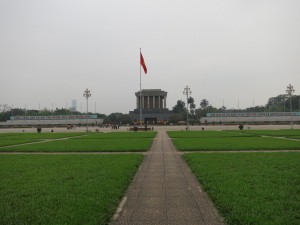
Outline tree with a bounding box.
[207,105,218,113]
[220,106,226,112]
[190,103,196,115]
[195,99,210,120]
[104,113,132,125]
[172,100,186,113]
[266,94,286,112]
[200,99,209,109]
[169,113,185,124]
[265,94,300,112]
[187,97,196,115]
[0,104,11,113]
[170,100,188,124]
[187,97,194,105]
[195,108,205,119]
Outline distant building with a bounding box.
[0,115,103,127]
[129,89,172,124]
[200,112,300,124]
[71,100,77,111]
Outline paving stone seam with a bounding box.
[164,132,206,223]
[161,132,169,224]
[165,132,225,224]
[122,131,160,222]
[111,131,226,225]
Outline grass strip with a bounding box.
[0,138,153,152]
[172,136,300,151]
[184,152,300,225]
[0,133,87,147]
[0,139,44,147]
[77,131,157,139]
[0,154,143,225]
[0,132,86,139]
[167,130,256,138]
[231,129,300,138]
[0,132,157,152]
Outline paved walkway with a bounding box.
[110,131,225,225]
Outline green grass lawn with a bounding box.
[0,132,86,139]
[79,131,157,139]
[168,131,300,151]
[232,129,300,139]
[0,154,143,225]
[172,136,300,151]
[167,130,255,138]
[184,152,300,225]
[0,139,44,147]
[0,133,86,147]
[0,132,156,152]
[1,138,153,152]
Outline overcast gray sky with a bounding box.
[1,0,299,114]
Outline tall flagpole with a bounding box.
[139,48,142,126]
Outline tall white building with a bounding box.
[71,100,77,111]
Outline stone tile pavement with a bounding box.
[110,131,225,225]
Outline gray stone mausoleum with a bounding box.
[129,89,172,124]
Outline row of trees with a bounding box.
[170,94,300,124]
[0,104,131,124]
[1,94,299,124]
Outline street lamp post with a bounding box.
[83,88,92,132]
[286,84,295,129]
[183,85,191,129]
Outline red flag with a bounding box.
[140,52,147,74]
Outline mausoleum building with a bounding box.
[129,89,172,124]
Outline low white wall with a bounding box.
[0,119,103,126]
[200,116,300,124]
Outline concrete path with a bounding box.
[110,131,225,225]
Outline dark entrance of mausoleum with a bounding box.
[145,118,157,124]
